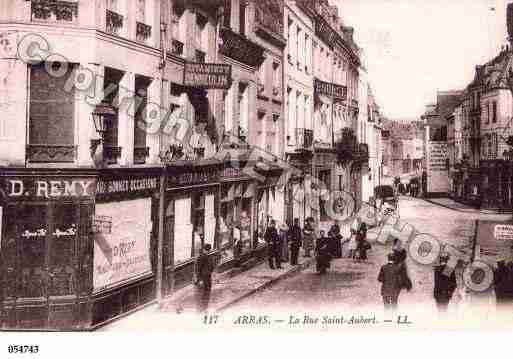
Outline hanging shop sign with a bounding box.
[1,176,96,201]
[183,62,232,89]
[167,166,220,188]
[314,78,347,100]
[494,224,513,241]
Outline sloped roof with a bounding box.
[468,49,513,90]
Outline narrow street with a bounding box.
[228,197,510,318]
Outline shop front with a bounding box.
[255,162,285,245]
[218,165,257,267]
[161,160,222,292]
[90,167,161,328]
[1,168,96,330]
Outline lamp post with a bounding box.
[91,102,116,167]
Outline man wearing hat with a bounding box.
[378,253,402,310]
[194,242,216,313]
[433,253,457,312]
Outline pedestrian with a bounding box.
[279,222,290,263]
[265,220,282,269]
[194,242,215,313]
[328,221,343,258]
[233,225,243,267]
[356,223,371,262]
[493,260,513,306]
[433,254,457,312]
[289,218,302,265]
[303,218,315,258]
[392,238,407,264]
[348,228,358,261]
[378,253,402,310]
[316,230,331,275]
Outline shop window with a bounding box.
[49,203,77,297]
[94,199,153,292]
[192,192,205,256]
[28,63,76,163]
[173,196,193,264]
[18,204,48,299]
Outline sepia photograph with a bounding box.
[1,0,513,355]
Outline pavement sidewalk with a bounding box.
[423,197,511,214]
[97,254,314,331]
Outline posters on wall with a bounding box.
[93,198,153,292]
[427,141,450,193]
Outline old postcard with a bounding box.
[2,0,513,352]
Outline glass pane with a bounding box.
[19,204,47,298]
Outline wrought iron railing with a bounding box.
[106,10,123,35]
[295,128,314,150]
[31,0,78,22]
[171,39,184,56]
[136,22,152,42]
[26,144,77,163]
[134,146,150,164]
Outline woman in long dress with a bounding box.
[279,222,290,263]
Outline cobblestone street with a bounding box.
[228,196,511,320]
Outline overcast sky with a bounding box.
[332,0,508,120]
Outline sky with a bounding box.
[332,0,509,120]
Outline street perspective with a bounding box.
[3,0,513,336]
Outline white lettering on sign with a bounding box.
[494,224,513,241]
[22,228,47,239]
[6,179,95,198]
[9,180,23,196]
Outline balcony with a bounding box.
[219,27,265,68]
[106,10,123,35]
[26,144,77,163]
[295,128,314,151]
[170,39,184,56]
[195,50,206,63]
[104,146,122,164]
[136,22,152,43]
[134,146,150,164]
[31,0,79,22]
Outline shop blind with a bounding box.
[174,196,193,263]
[204,194,216,248]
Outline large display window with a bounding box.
[93,198,153,292]
[172,190,217,264]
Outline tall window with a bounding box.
[28,62,75,163]
[106,0,118,11]
[296,27,302,68]
[272,61,280,96]
[223,0,232,28]
[492,101,497,123]
[239,0,246,35]
[485,102,490,124]
[134,76,151,164]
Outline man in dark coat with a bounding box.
[433,255,457,312]
[265,220,282,269]
[328,221,343,258]
[378,254,402,310]
[315,230,331,275]
[494,260,513,305]
[289,218,302,265]
[195,243,215,313]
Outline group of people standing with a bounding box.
[264,217,372,275]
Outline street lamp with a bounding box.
[91,102,116,161]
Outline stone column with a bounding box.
[0,57,27,166]
[147,76,162,164]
